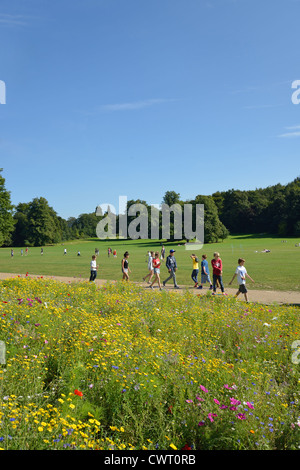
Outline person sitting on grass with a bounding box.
[229,258,255,302]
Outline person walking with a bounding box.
[122,251,131,281]
[161,244,166,262]
[149,251,162,290]
[229,258,255,302]
[89,255,99,282]
[163,249,179,289]
[143,251,154,284]
[190,254,199,287]
[198,254,213,290]
[211,252,225,295]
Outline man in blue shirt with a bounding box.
[163,249,179,289]
[198,254,213,290]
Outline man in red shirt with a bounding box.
[211,252,226,295]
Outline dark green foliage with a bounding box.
[0,169,15,246]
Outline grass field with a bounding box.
[0,276,299,450]
[1,235,300,291]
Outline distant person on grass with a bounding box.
[190,254,199,287]
[161,244,166,261]
[163,249,179,289]
[149,251,162,290]
[89,255,99,282]
[143,251,154,284]
[198,254,213,290]
[122,251,131,281]
[211,252,226,295]
[229,258,255,302]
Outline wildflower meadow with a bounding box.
[0,276,299,450]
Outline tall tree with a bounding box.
[0,169,15,246]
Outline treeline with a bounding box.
[0,168,299,247]
[212,177,300,236]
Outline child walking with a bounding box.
[89,255,99,282]
[190,254,199,287]
[229,258,255,302]
[198,254,213,290]
[211,252,225,295]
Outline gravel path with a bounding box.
[0,271,299,305]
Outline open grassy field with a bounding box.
[1,235,299,292]
[0,276,299,450]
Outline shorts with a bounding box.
[238,284,247,293]
[154,268,160,274]
[201,274,211,284]
[123,268,128,274]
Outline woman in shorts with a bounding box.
[149,251,162,290]
[122,251,131,281]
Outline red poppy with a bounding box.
[74,389,83,397]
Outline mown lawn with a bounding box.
[1,234,300,291]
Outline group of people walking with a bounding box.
[88,246,255,301]
[141,249,255,301]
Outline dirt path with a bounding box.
[1,272,300,306]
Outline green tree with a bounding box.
[193,195,229,243]
[0,169,15,246]
[12,202,31,246]
[26,197,61,246]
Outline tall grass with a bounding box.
[0,276,299,450]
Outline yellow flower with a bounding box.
[170,443,177,450]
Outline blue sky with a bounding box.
[1,0,300,219]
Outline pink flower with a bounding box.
[230,398,241,406]
[200,385,208,393]
[246,402,254,409]
[224,384,232,390]
[186,399,193,403]
[198,421,205,426]
[196,395,205,402]
[213,399,220,405]
[236,413,246,420]
[208,412,217,423]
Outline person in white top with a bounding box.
[143,251,154,284]
[89,255,99,282]
[229,258,255,302]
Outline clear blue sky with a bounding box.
[1,0,300,219]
